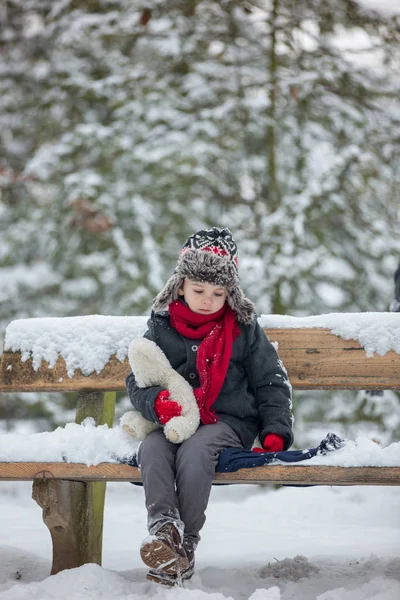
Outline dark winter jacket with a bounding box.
[125,311,294,450]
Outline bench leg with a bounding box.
[32,391,116,574]
[32,477,103,574]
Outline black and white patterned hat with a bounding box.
[181,227,239,273]
[153,227,256,324]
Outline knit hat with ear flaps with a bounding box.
[152,227,256,325]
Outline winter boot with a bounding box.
[146,539,196,586]
[182,539,195,579]
[140,523,189,575]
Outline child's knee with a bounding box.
[177,437,217,467]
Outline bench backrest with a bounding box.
[1,327,399,392]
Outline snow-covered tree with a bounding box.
[1,0,399,433]
[1,0,399,324]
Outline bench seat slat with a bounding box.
[1,328,400,391]
[0,462,399,486]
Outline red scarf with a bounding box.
[169,300,240,424]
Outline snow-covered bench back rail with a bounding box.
[0,313,399,576]
[1,313,400,391]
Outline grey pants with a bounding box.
[137,421,242,548]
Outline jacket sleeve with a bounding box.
[125,317,164,424]
[247,319,294,450]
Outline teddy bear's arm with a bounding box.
[125,371,164,424]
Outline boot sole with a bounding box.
[146,570,178,586]
[147,567,194,586]
[140,539,189,574]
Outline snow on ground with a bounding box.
[0,478,399,599]
[0,423,399,599]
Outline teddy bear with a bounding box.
[120,338,200,443]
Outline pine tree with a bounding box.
[2,0,399,325]
[1,0,399,434]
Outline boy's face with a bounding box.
[178,278,227,315]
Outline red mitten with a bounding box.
[154,390,182,425]
[263,433,285,452]
[252,433,285,453]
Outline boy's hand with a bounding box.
[253,433,285,453]
[154,390,182,424]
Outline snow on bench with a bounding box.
[1,312,399,391]
[0,418,399,468]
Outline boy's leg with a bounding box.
[137,428,188,574]
[137,427,182,534]
[175,421,242,549]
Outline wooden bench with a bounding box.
[1,322,399,575]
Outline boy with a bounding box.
[126,227,293,584]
